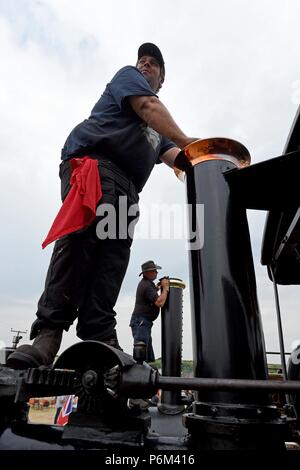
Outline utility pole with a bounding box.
[10,328,27,349]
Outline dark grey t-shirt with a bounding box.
[61,66,176,192]
[132,278,159,321]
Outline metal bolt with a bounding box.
[82,369,98,389]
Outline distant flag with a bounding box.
[56,395,73,426]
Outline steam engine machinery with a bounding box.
[1,106,300,454]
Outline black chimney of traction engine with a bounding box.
[174,138,288,450]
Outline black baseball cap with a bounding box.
[137,43,165,76]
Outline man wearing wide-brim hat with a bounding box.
[130,260,170,363]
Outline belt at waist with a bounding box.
[92,154,134,191]
[62,153,137,195]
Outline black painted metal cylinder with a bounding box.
[176,139,269,405]
[159,278,185,414]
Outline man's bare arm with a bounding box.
[128,95,197,149]
[154,278,170,308]
[160,147,181,168]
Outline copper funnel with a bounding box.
[174,137,251,181]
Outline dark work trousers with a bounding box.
[30,157,139,342]
[130,315,155,362]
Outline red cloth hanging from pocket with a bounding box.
[42,157,102,249]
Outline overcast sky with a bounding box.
[0,0,300,365]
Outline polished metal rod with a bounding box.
[158,376,300,393]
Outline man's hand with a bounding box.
[160,278,170,291]
[182,137,200,148]
[161,138,200,168]
[154,277,170,308]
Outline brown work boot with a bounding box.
[6,328,63,369]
